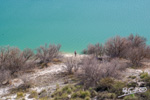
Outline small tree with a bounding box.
[36,44,61,66]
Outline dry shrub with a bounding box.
[105,36,129,58]
[101,58,127,78]
[82,43,104,57]
[0,46,34,84]
[22,48,34,62]
[126,47,147,67]
[0,46,34,73]
[127,34,146,48]
[125,34,148,67]
[64,57,80,74]
[79,57,101,88]
[36,44,61,66]
[79,57,127,88]
[104,34,150,67]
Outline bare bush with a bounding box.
[101,58,127,78]
[64,57,80,74]
[79,57,101,88]
[82,43,104,57]
[22,48,34,62]
[126,47,147,67]
[36,44,61,66]
[79,57,127,88]
[125,34,148,67]
[0,46,34,75]
[127,34,146,48]
[105,36,129,58]
[0,46,34,86]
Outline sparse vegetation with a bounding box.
[1,34,150,100]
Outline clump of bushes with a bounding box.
[83,34,150,67]
[51,77,149,100]
[107,34,150,67]
[78,57,127,88]
[0,43,62,86]
[0,46,34,74]
[125,34,149,67]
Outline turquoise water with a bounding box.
[0,0,150,53]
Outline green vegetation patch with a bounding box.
[128,76,136,79]
[51,85,92,100]
[16,92,24,99]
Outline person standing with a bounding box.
[74,51,77,57]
